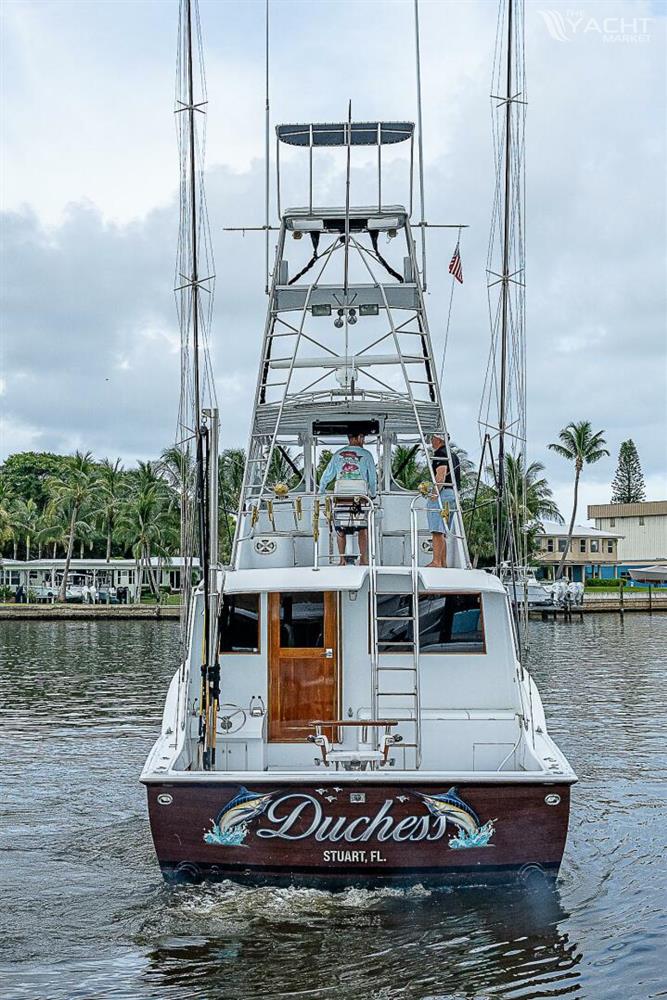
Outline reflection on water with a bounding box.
[1,615,665,1000]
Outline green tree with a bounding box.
[0,477,18,555]
[611,439,646,504]
[117,483,178,600]
[548,421,609,579]
[13,497,40,561]
[45,451,98,600]
[219,448,246,513]
[37,508,71,559]
[461,455,561,567]
[95,458,125,561]
[504,455,563,548]
[391,445,427,490]
[0,452,68,509]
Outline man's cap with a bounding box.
[431,429,447,440]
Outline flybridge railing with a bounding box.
[234,490,468,571]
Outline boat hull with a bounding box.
[145,778,571,886]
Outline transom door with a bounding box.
[268,591,338,742]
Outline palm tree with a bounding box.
[45,450,98,600]
[462,454,561,567]
[266,446,303,490]
[0,478,17,552]
[37,508,71,559]
[95,458,125,561]
[13,497,40,561]
[158,446,193,495]
[548,421,609,579]
[117,482,179,601]
[392,445,427,490]
[503,455,563,559]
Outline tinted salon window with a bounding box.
[280,592,324,647]
[376,593,414,653]
[418,593,485,653]
[220,593,260,653]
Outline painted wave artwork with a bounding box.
[204,821,249,847]
[449,819,496,849]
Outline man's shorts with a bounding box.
[427,488,456,534]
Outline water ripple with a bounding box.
[1,615,666,999]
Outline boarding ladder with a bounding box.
[369,511,422,769]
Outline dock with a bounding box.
[0,604,181,621]
[529,590,667,618]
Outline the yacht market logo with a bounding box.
[203,786,495,851]
[538,10,652,44]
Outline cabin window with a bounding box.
[419,593,485,654]
[220,593,260,653]
[279,592,324,648]
[376,594,414,652]
[374,593,486,653]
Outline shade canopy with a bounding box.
[277,121,414,147]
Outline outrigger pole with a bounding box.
[181,0,215,768]
[414,0,427,290]
[495,0,513,573]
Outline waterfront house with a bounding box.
[534,520,621,582]
[0,557,199,600]
[588,501,667,579]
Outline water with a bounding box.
[1,615,665,1000]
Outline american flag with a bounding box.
[448,243,463,284]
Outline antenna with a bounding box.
[414,0,427,291]
[264,0,270,294]
[343,100,352,384]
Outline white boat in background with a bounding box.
[628,564,667,584]
[499,563,552,607]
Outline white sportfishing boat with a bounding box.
[142,0,576,886]
[499,563,552,607]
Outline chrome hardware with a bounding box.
[249,695,266,717]
[325,648,334,658]
[254,537,276,555]
[545,793,561,806]
[157,793,173,806]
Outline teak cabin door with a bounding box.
[268,591,338,742]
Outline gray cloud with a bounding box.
[1,0,665,518]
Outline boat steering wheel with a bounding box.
[217,704,247,734]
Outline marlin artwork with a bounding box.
[417,788,496,849]
[204,787,274,847]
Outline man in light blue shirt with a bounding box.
[319,430,377,564]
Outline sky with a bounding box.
[1,0,665,524]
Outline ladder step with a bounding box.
[375,615,416,622]
[377,690,418,696]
